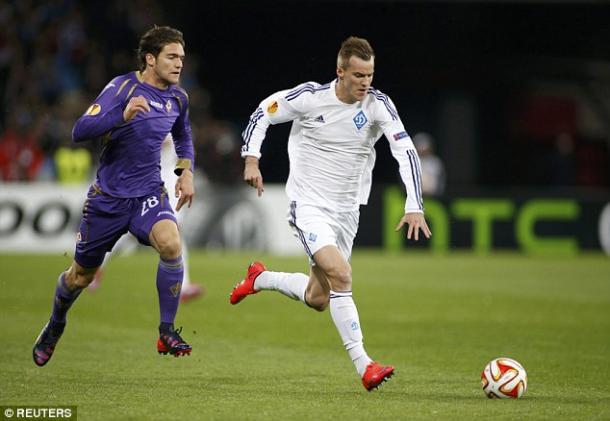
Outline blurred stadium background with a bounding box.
[0,0,609,255]
[1,1,610,419]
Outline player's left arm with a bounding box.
[171,90,195,211]
[377,95,431,240]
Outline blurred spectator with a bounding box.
[413,132,446,196]
[195,118,242,184]
[54,145,92,184]
[0,109,44,181]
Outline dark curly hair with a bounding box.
[137,26,185,71]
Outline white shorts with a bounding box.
[286,201,359,264]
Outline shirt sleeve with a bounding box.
[171,89,195,174]
[241,82,317,158]
[72,77,129,143]
[375,92,424,213]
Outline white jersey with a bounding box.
[241,79,424,213]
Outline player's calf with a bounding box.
[304,290,330,312]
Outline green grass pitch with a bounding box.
[1,251,609,420]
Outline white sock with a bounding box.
[181,241,190,287]
[254,271,308,302]
[329,290,372,377]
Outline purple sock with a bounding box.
[156,256,184,325]
[51,273,82,324]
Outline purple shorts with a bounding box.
[74,184,177,268]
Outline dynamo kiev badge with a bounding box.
[353,111,367,130]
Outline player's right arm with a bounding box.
[241,83,315,196]
[244,155,264,197]
[72,76,148,142]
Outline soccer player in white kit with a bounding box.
[90,135,203,302]
[230,36,431,391]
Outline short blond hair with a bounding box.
[337,36,375,69]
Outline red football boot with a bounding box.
[362,361,395,391]
[229,261,266,305]
[157,326,192,357]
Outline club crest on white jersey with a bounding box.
[353,111,368,130]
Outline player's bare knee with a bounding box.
[155,235,182,260]
[150,220,182,259]
[327,267,352,292]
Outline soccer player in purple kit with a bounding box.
[33,26,196,366]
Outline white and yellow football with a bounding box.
[481,357,528,399]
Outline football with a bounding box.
[481,357,528,399]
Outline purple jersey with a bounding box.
[72,71,194,198]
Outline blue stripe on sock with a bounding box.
[330,290,353,299]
